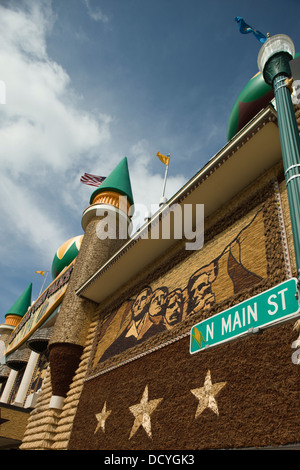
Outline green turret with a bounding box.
[90,156,134,206]
[5,283,32,318]
[49,157,134,409]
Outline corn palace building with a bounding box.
[0,62,300,451]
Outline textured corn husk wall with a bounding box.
[20,314,98,449]
[20,167,299,449]
[19,105,300,449]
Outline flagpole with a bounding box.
[39,271,49,297]
[160,154,170,206]
[162,159,169,198]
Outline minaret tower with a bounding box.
[48,157,134,409]
[0,283,32,351]
[0,283,32,383]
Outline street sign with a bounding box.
[190,278,300,354]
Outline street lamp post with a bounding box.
[258,34,300,283]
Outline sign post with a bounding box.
[190,278,300,354]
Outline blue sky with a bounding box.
[1,0,300,325]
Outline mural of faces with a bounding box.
[149,287,168,322]
[164,289,184,328]
[97,209,265,364]
[187,261,218,315]
[131,287,151,322]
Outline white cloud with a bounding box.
[0,0,187,286]
[83,0,109,23]
[1,0,52,60]
[0,174,65,261]
[0,1,112,265]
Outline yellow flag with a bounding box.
[156,151,170,166]
[35,270,46,276]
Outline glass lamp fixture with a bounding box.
[257,34,295,85]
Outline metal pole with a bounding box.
[272,72,300,280]
[162,162,169,199]
[259,39,300,283]
[39,271,48,297]
[159,154,170,206]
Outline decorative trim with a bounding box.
[273,179,292,278]
[92,191,131,213]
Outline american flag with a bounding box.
[80,173,106,187]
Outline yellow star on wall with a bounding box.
[129,385,163,439]
[94,401,112,433]
[191,370,226,418]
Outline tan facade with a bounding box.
[1,104,300,450]
[66,164,300,450]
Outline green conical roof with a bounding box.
[5,283,32,318]
[90,157,134,206]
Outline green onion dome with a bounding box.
[227,72,273,141]
[51,235,83,279]
[227,53,300,142]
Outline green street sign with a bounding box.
[190,278,300,354]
